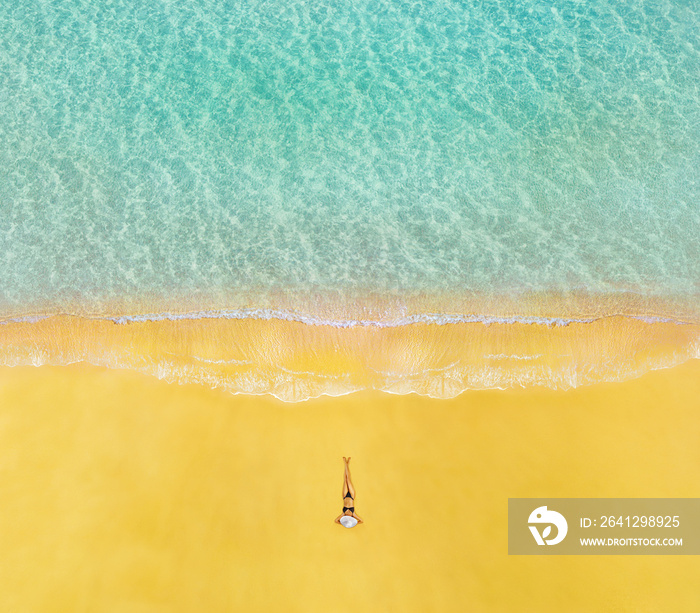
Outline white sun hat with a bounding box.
[339,516,358,528]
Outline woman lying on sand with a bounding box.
[335,457,364,528]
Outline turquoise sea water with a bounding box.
[1,0,699,320]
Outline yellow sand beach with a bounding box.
[0,360,698,612]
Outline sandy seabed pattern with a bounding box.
[1,0,699,401]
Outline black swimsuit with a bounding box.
[343,493,354,514]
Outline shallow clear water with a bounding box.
[1,0,699,318]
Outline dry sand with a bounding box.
[0,361,698,611]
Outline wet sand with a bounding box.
[0,361,698,611]
[2,314,698,400]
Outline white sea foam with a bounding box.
[188,355,252,366]
[0,315,52,325]
[1,308,694,329]
[103,308,691,328]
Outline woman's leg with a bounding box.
[343,458,356,499]
[342,457,350,497]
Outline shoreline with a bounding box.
[2,288,699,325]
[2,308,696,328]
[1,311,698,401]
